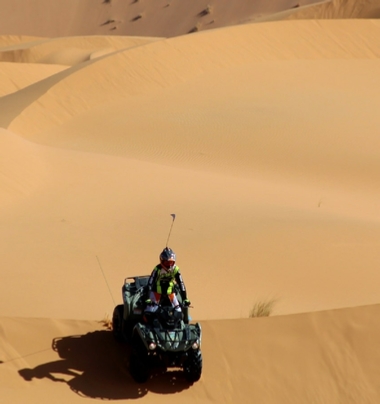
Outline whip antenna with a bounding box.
[96,255,116,306]
[166,213,176,247]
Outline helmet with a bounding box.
[160,247,176,271]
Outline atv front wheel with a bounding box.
[183,349,202,382]
[130,336,150,383]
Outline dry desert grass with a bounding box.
[249,299,277,317]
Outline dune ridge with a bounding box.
[0,62,67,96]
[3,20,380,150]
[0,35,161,65]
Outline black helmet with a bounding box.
[159,247,176,271]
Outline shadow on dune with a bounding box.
[18,329,192,400]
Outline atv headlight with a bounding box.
[191,340,199,350]
[148,342,157,351]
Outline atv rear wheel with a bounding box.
[183,349,202,382]
[112,305,124,342]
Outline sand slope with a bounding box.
[0,0,323,38]
[0,62,67,96]
[1,20,380,322]
[2,304,380,403]
[288,0,380,18]
[0,35,161,65]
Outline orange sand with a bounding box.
[1,0,380,402]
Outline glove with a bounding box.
[183,299,191,307]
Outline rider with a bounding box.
[144,247,190,321]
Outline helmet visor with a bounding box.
[162,260,175,269]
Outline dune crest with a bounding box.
[3,20,380,144]
[0,62,66,96]
[0,35,161,65]
[0,35,43,47]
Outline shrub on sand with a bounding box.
[132,13,143,21]
[100,313,112,330]
[198,5,213,17]
[189,22,202,33]
[249,299,276,317]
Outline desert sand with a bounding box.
[1,0,380,403]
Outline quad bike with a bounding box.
[112,275,202,383]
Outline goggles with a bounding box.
[162,260,175,268]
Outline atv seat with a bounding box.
[123,276,150,294]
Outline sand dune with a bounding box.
[0,35,43,47]
[0,62,67,96]
[3,20,380,145]
[1,0,380,402]
[0,35,161,65]
[288,0,380,18]
[0,0,323,38]
[1,18,380,322]
[2,304,380,403]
